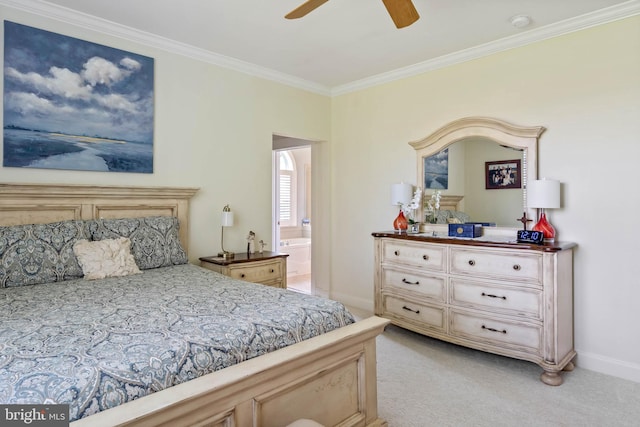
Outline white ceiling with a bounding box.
[5,0,640,95]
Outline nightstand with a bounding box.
[199,251,289,289]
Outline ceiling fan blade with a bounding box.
[285,0,330,19]
[381,0,420,28]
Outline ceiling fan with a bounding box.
[285,0,420,29]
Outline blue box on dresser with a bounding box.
[448,223,482,238]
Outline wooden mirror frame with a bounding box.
[410,117,546,231]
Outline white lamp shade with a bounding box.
[527,179,560,209]
[391,182,413,206]
[221,211,234,227]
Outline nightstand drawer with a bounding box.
[199,252,288,289]
[228,259,283,283]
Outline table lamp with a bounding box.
[391,182,412,231]
[527,179,561,242]
[218,204,235,259]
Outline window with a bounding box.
[279,151,296,227]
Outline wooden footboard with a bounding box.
[71,316,390,427]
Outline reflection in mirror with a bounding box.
[422,138,524,227]
[411,117,545,230]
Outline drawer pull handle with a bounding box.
[394,250,400,256]
[402,305,420,314]
[423,254,429,261]
[468,260,475,266]
[513,264,521,271]
[482,292,507,300]
[270,269,275,273]
[240,274,246,278]
[402,278,420,285]
[482,325,507,334]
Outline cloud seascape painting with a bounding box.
[3,21,154,173]
[423,148,448,189]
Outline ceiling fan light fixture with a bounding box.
[510,14,532,29]
[286,0,420,29]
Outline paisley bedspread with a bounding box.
[0,264,355,421]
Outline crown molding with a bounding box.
[0,0,332,96]
[2,0,638,98]
[331,0,640,96]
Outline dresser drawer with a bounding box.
[381,239,446,271]
[450,310,541,352]
[450,279,542,319]
[382,267,445,302]
[382,295,445,331]
[227,259,283,283]
[450,248,541,282]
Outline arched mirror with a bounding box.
[410,117,545,229]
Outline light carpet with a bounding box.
[349,309,640,427]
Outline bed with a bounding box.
[0,183,389,427]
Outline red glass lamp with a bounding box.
[527,179,561,242]
[391,182,412,232]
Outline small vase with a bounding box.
[532,212,556,242]
[393,209,408,231]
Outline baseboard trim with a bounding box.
[575,350,640,383]
[332,292,373,314]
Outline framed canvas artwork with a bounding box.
[3,21,154,173]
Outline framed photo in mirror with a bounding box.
[485,159,521,190]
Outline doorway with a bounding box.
[273,136,312,294]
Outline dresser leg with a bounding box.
[540,370,563,386]
[563,361,575,372]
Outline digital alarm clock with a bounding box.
[516,230,545,244]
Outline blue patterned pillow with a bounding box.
[88,216,188,270]
[0,220,90,287]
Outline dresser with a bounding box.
[199,251,289,289]
[373,232,576,385]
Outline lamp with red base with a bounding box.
[390,182,412,232]
[527,179,560,243]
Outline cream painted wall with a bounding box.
[331,16,640,382]
[0,7,331,277]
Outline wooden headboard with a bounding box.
[0,183,199,252]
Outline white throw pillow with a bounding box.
[73,238,141,280]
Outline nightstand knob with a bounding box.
[468,260,475,266]
[394,250,400,256]
[423,254,429,261]
[270,269,275,273]
[240,273,246,278]
[513,264,521,271]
